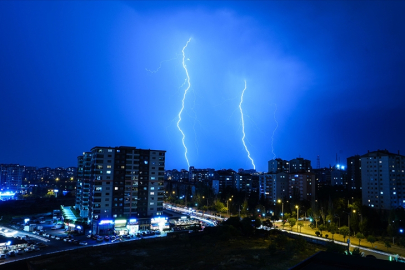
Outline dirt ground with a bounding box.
[23,231,325,270]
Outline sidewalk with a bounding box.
[274,220,405,257]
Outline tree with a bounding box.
[367,235,376,248]
[288,218,297,231]
[384,240,391,251]
[326,214,334,224]
[240,199,249,217]
[318,224,326,236]
[356,233,365,246]
[214,201,226,213]
[340,226,350,242]
[329,223,338,240]
[297,222,304,233]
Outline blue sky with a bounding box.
[1,1,404,171]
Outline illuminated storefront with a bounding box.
[126,219,139,235]
[150,217,169,231]
[114,219,128,235]
[97,219,114,235]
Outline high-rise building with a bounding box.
[289,157,312,173]
[75,146,166,234]
[0,164,24,191]
[289,172,316,201]
[347,155,362,190]
[268,158,289,173]
[361,150,405,210]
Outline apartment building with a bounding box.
[361,149,405,210]
[75,146,166,234]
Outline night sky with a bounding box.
[1,1,404,171]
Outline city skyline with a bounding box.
[1,1,404,171]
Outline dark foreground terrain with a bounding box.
[2,229,324,270]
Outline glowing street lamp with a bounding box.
[227,198,232,216]
[278,199,284,229]
[295,205,299,232]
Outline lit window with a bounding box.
[150,192,155,195]
[106,171,111,174]
[150,202,154,205]
[107,165,111,169]
[114,187,118,190]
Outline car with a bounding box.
[86,234,92,238]
[72,240,79,245]
[96,236,104,241]
[104,235,110,241]
[111,238,122,243]
[122,234,130,239]
[79,241,88,246]
[155,230,161,235]
[55,236,60,240]
[91,235,98,240]
[68,239,74,243]
[50,235,56,239]
[63,238,69,242]
[16,249,25,254]
[8,251,15,257]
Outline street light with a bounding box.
[278,199,284,229]
[227,198,232,216]
[202,196,208,207]
[295,205,299,232]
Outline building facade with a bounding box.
[361,150,405,210]
[75,146,166,234]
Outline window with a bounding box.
[150,202,154,205]
[108,149,113,152]
[107,171,111,174]
[150,192,155,195]
[150,187,155,190]
[114,187,118,190]
[107,165,111,169]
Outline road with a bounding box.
[274,220,405,261]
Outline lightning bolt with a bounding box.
[271,104,278,159]
[176,38,192,169]
[239,80,256,170]
[145,57,177,73]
